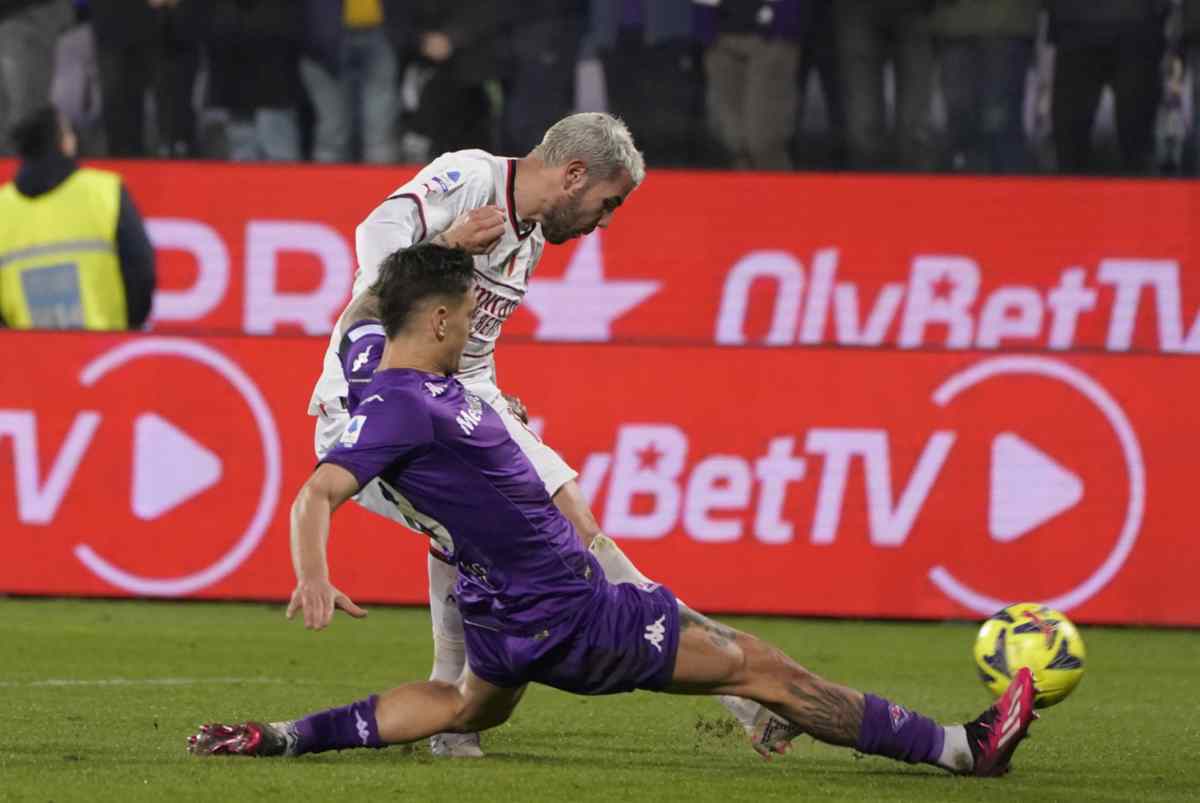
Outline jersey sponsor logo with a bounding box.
[456,408,482,435]
[472,285,522,340]
[340,415,366,446]
[351,345,373,373]
[424,381,447,397]
[455,393,484,436]
[643,615,666,653]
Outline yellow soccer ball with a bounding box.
[973,602,1086,708]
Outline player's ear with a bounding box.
[564,159,588,191]
[433,305,448,340]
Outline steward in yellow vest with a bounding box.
[0,106,155,329]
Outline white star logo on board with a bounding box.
[523,232,660,341]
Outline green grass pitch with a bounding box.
[1,598,1196,802]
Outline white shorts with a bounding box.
[313,378,578,551]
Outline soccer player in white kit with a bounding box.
[308,113,788,756]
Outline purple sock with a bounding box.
[292,695,384,755]
[855,694,944,765]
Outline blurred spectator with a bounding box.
[49,4,104,154]
[794,0,846,169]
[407,2,507,155]
[89,0,204,157]
[1154,0,1185,173]
[698,1,810,171]
[1049,1,1168,174]
[0,106,155,329]
[206,0,304,162]
[932,0,1040,173]
[1181,0,1200,173]
[301,0,405,164]
[834,0,939,171]
[0,0,73,156]
[591,0,706,167]
[498,1,586,154]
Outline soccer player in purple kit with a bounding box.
[189,244,1038,778]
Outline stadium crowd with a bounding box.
[0,0,1197,175]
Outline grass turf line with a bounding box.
[1,599,1196,803]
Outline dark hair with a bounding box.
[10,105,64,160]
[371,243,475,337]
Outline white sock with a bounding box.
[718,695,761,732]
[427,551,466,684]
[937,725,973,772]
[588,533,652,585]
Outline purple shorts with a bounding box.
[463,581,681,695]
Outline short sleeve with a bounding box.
[319,392,433,488]
[337,321,387,411]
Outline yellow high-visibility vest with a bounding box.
[344,0,383,28]
[0,167,126,329]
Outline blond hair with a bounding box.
[533,112,646,185]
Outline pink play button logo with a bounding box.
[131,413,222,520]
[989,432,1084,542]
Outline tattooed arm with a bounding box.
[337,289,382,337]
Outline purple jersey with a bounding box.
[337,320,386,412]
[320,368,603,635]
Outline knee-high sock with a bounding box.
[427,550,466,684]
[855,693,971,771]
[588,534,767,734]
[286,695,384,755]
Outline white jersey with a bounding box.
[309,149,546,414]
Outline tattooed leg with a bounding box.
[668,606,863,745]
[666,607,982,771]
[780,665,864,747]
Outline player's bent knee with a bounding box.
[453,697,517,733]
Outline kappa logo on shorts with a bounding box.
[643,615,666,653]
[424,381,447,397]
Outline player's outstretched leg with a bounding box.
[573,496,797,754]
[667,608,1037,776]
[187,671,524,758]
[425,548,483,757]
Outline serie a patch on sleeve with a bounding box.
[340,414,367,447]
[420,169,465,197]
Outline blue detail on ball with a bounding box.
[1047,638,1084,670]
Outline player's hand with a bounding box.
[437,206,506,255]
[504,393,529,424]
[286,578,367,630]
